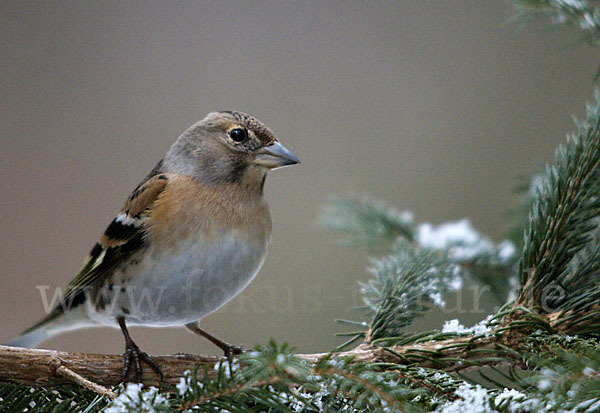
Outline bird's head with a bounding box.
[164,111,300,188]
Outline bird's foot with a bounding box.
[223,343,243,360]
[121,341,163,383]
[184,322,243,360]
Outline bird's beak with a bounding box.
[253,141,300,169]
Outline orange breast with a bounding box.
[145,175,272,249]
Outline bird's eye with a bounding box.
[229,128,247,142]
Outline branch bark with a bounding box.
[0,334,516,389]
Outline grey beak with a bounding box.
[253,141,300,169]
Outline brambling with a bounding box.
[5,111,300,382]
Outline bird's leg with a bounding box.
[185,322,243,359]
[117,317,163,382]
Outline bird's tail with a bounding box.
[4,326,52,348]
[4,305,91,348]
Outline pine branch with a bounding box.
[319,197,416,249]
[515,91,600,338]
[510,0,600,45]
[0,382,107,413]
[363,240,461,342]
[0,310,565,394]
[322,198,518,309]
[0,332,519,390]
[3,328,596,411]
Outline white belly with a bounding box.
[87,233,267,326]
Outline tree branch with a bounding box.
[0,345,219,388]
[0,333,520,389]
[55,364,117,398]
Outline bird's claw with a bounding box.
[121,342,163,383]
[224,344,243,360]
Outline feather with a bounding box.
[18,173,170,334]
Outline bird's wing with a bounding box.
[60,173,170,306]
[16,172,170,336]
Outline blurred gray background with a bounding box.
[0,1,597,355]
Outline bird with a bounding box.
[4,111,300,382]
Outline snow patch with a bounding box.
[105,383,168,413]
[435,383,490,413]
[416,219,516,264]
[417,220,479,250]
[441,315,493,336]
